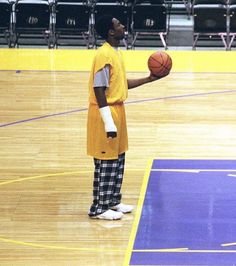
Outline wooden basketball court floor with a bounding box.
[0,49,236,266]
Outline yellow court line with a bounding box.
[0,168,145,252]
[123,159,153,266]
[0,169,144,187]
[1,167,234,254]
[0,171,92,187]
[0,234,233,254]
[0,236,124,252]
[0,235,190,253]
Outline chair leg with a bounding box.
[220,33,228,50]
[159,33,167,50]
[130,32,138,50]
[229,34,236,50]
[125,32,133,50]
[192,33,199,50]
[182,0,191,20]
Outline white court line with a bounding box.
[152,169,236,173]
[151,169,200,173]
[228,174,236,177]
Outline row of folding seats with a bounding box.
[0,0,168,48]
[1,0,236,49]
[193,0,236,49]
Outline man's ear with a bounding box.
[108,29,115,37]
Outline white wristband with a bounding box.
[99,106,117,133]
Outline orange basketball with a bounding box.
[148,51,172,77]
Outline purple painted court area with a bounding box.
[130,159,236,266]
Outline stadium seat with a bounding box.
[192,0,228,49]
[14,0,51,47]
[55,1,91,47]
[131,2,168,49]
[0,0,11,46]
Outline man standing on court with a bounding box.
[87,15,169,220]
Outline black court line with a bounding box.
[1,89,236,128]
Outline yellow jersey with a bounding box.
[87,42,128,159]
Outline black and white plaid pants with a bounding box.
[89,153,125,216]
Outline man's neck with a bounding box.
[106,38,120,48]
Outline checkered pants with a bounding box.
[89,153,125,216]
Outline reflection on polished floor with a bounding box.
[0,50,236,265]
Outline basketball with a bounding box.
[148,51,172,77]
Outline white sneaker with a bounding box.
[90,209,123,220]
[111,203,134,213]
